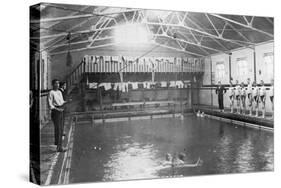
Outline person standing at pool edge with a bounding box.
[59,81,69,137]
[48,79,68,152]
[235,80,241,114]
[215,81,227,112]
[269,79,274,118]
[246,78,253,116]
[228,82,235,113]
[252,81,259,117]
[240,82,246,115]
[59,81,67,100]
[259,80,266,118]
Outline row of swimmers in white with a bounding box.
[228,79,274,118]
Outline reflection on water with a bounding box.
[217,134,233,173]
[103,143,160,181]
[70,116,274,183]
[235,137,254,173]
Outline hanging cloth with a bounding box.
[132,82,139,90]
[89,82,98,89]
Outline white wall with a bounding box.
[200,41,274,113]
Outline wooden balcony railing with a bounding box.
[66,55,204,93]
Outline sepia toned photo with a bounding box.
[30,2,274,185]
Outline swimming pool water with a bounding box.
[70,115,273,183]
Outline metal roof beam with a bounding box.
[31,25,116,40]
[41,6,91,31]
[210,14,273,38]
[153,41,204,57]
[50,42,117,55]
[243,16,250,26]
[40,8,104,50]
[122,12,129,23]
[88,17,113,48]
[226,22,253,43]
[154,34,224,54]
[266,17,273,25]
[185,16,243,49]
[36,20,254,49]
[205,13,220,37]
[48,36,114,50]
[178,31,210,55]
[31,14,93,24]
[147,21,251,47]
[30,8,140,24]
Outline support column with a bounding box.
[81,82,86,112]
[229,53,232,82]
[210,57,213,109]
[253,49,257,82]
[180,58,184,114]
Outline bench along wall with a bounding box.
[199,41,274,113]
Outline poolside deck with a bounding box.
[193,105,274,129]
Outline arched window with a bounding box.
[237,57,248,78]
[216,62,225,82]
[264,52,274,80]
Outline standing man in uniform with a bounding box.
[48,79,69,152]
[215,81,227,112]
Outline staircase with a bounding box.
[66,59,86,95]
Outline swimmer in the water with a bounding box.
[178,152,186,161]
[166,153,172,161]
[200,112,205,117]
[196,110,201,117]
[163,152,201,168]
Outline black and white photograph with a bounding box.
[29,2,274,186]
